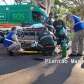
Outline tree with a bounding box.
[53,0,68,18]
[61,0,84,19]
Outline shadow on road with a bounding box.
[0,44,43,75]
[33,57,81,84]
[0,44,53,76]
[0,55,42,75]
[0,44,82,84]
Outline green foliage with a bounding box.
[69,7,80,14]
[54,0,61,5]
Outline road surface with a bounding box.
[0,44,84,84]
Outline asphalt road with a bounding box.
[0,44,84,84]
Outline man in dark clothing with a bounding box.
[53,19,69,58]
[45,12,54,26]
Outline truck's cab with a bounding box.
[0,2,47,27]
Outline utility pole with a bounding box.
[45,0,53,14]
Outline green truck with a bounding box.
[0,3,47,25]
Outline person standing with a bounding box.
[67,14,84,56]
